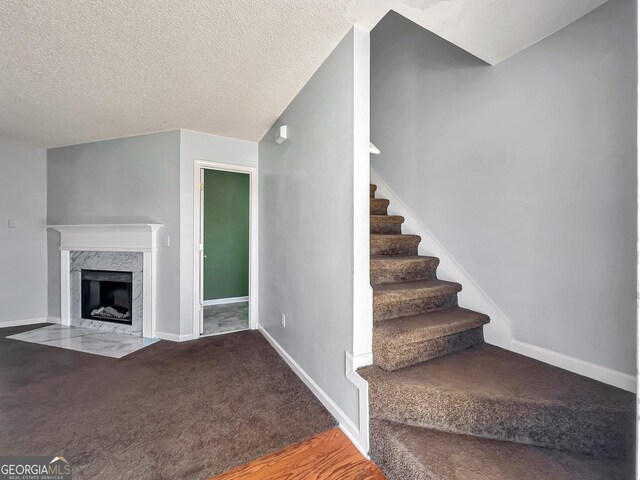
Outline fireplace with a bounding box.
[81,269,133,324]
[49,223,162,337]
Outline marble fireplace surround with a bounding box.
[70,251,143,335]
[48,224,162,338]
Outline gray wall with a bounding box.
[47,131,181,334]
[259,29,359,423]
[371,0,637,375]
[0,145,48,324]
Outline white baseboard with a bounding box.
[258,326,368,456]
[512,339,637,393]
[155,331,195,342]
[203,296,249,306]
[0,317,55,328]
[370,170,513,349]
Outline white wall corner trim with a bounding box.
[512,339,637,393]
[0,317,59,328]
[352,26,373,364]
[348,27,372,458]
[155,331,195,342]
[202,296,249,306]
[259,326,369,456]
[370,170,513,349]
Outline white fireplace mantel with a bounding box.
[47,224,163,338]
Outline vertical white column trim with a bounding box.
[60,250,71,326]
[143,251,155,338]
[352,26,373,361]
[348,26,372,455]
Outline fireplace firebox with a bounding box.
[81,269,133,324]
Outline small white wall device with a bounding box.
[275,125,288,144]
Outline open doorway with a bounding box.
[194,161,257,337]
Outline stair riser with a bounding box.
[369,421,427,480]
[368,388,634,460]
[371,222,402,234]
[371,199,389,215]
[371,259,438,285]
[374,293,458,321]
[371,238,419,256]
[370,419,634,480]
[374,328,484,371]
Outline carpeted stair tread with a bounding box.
[370,215,405,234]
[371,215,403,224]
[373,279,461,321]
[375,307,489,342]
[370,255,438,284]
[371,234,421,256]
[371,198,390,215]
[373,307,488,370]
[373,278,461,294]
[360,343,635,459]
[370,184,377,198]
[370,420,633,480]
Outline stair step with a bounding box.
[370,183,377,198]
[370,420,632,480]
[371,255,438,284]
[370,198,390,215]
[373,279,460,321]
[371,234,420,256]
[370,215,404,234]
[360,344,636,459]
[373,308,489,370]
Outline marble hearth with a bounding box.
[48,224,162,338]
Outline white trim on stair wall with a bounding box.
[370,169,513,350]
[259,326,369,457]
[202,296,249,306]
[0,317,61,328]
[348,26,373,456]
[512,339,637,393]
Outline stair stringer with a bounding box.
[370,169,512,349]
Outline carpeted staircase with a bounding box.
[359,183,635,479]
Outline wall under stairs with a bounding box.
[370,0,637,385]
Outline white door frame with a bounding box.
[193,159,258,337]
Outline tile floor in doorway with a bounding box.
[203,301,249,335]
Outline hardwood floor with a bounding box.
[211,428,386,480]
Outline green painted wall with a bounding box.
[203,169,250,300]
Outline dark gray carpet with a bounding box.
[0,324,336,480]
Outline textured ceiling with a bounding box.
[1,0,609,148]
[355,0,609,65]
[0,0,355,147]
